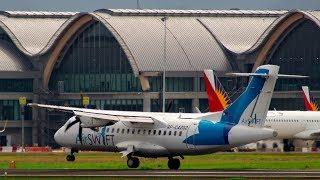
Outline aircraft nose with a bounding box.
[54,128,63,145]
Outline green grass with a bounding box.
[0,152,320,170]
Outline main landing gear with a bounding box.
[283,139,295,152]
[168,157,180,170]
[66,148,78,162]
[126,156,181,170]
[127,156,140,168]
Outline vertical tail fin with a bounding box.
[302,86,319,111]
[220,65,279,127]
[204,70,230,112]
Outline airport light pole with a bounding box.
[19,97,26,151]
[161,16,168,113]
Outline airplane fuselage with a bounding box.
[55,112,275,157]
[265,111,320,140]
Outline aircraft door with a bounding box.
[186,123,198,150]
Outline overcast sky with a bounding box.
[1,0,319,12]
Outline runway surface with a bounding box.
[1,169,320,178]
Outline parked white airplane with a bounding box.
[29,65,280,169]
[204,70,320,151]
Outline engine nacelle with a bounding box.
[76,116,115,128]
[228,125,277,145]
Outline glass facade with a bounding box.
[199,99,209,113]
[0,79,33,92]
[149,77,194,92]
[151,99,192,113]
[49,21,141,93]
[267,20,320,91]
[269,98,305,111]
[200,77,237,93]
[67,99,143,111]
[0,100,32,120]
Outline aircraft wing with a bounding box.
[294,129,320,140]
[28,103,155,127]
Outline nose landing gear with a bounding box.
[66,154,75,161]
[66,148,78,162]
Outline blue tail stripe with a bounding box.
[183,68,270,146]
[220,69,269,124]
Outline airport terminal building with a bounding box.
[0,9,319,146]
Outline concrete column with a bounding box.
[143,92,151,112]
[192,98,199,113]
[192,77,200,112]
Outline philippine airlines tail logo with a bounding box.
[204,70,230,112]
[302,86,319,111]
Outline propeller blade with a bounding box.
[76,116,83,145]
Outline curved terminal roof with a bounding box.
[198,17,278,53]
[3,9,320,79]
[0,41,32,71]
[92,9,288,74]
[94,12,231,73]
[0,11,77,56]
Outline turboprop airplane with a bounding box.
[204,70,320,151]
[29,65,280,170]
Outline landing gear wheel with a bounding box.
[168,158,180,170]
[66,154,75,162]
[127,157,140,168]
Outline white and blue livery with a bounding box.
[29,65,279,169]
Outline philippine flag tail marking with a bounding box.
[204,70,230,112]
[302,86,319,111]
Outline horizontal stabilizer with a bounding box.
[225,73,269,77]
[226,73,308,79]
[278,74,309,78]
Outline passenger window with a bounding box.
[179,131,182,136]
[158,130,161,135]
[163,131,166,135]
[143,129,146,134]
[116,129,119,133]
[174,131,177,136]
[127,129,130,134]
[153,130,156,135]
[169,131,172,136]
[121,129,125,134]
[148,130,151,135]
[138,129,141,134]
[106,128,109,133]
[111,128,114,133]
[132,129,135,134]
